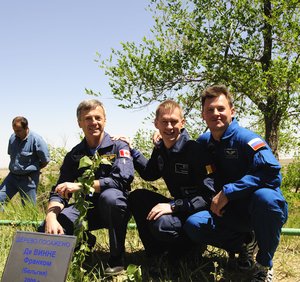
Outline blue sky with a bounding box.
[0,1,156,168]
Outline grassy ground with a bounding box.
[0,163,299,281]
[0,195,299,282]
[0,224,299,281]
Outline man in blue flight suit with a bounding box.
[123,100,216,272]
[38,99,134,276]
[184,85,288,282]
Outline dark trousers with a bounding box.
[38,188,130,258]
[128,189,193,256]
[184,188,288,267]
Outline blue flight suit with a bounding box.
[184,118,288,268]
[38,132,134,260]
[0,130,50,206]
[128,128,215,256]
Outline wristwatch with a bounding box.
[170,199,184,212]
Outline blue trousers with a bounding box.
[0,171,39,208]
[184,188,288,267]
[128,189,193,257]
[38,188,130,258]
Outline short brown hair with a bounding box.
[201,85,234,109]
[155,100,184,119]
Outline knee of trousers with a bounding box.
[128,189,144,210]
[251,188,287,214]
[128,189,155,208]
[183,211,213,242]
[99,189,128,209]
[149,215,181,242]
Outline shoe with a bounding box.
[251,263,273,282]
[237,231,258,270]
[104,265,125,276]
[104,256,125,276]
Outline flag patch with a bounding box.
[119,149,131,158]
[248,137,266,151]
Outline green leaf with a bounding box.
[79,156,92,169]
[101,158,112,165]
[126,264,142,281]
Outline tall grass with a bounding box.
[0,162,299,281]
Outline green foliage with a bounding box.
[71,153,111,280]
[98,0,300,156]
[38,145,68,211]
[282,155,300,194]
[126,264,142,281]
[132,128,156,159]
[0,164,299,280]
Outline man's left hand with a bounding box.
[147,203,172,221]
[210,190,228,217]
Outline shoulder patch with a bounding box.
[248,137,266,151]
[119,149,131,158]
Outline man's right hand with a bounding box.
[44,201,65,234]
[111,135,133,149]
[45,213,64,234]
[152,131,162,146]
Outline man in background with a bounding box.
[0,116,50,209]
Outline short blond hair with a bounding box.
[155,100,184,119]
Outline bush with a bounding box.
[282,155,300,193]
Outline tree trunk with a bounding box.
[264,113,280,159]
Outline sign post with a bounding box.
[1,231,76,282]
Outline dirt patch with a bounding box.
[0,169,8,179]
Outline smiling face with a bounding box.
[78,105,106,148]
[202,93,235,141]
[154,106,185,149]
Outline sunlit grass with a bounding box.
[0,177,299,281]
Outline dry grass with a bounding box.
[0,169,8,179]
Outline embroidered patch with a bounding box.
[224,148,238,159]
[175,163,189,174]
[205,164,216,175]
[119,149,131,158]
[248,138,266,151]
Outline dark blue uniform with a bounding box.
[184,119,288,268]
[39,132,134,260]
[128,128,215,256]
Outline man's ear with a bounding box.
[231,107,235,117]
[181,118,186,128]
